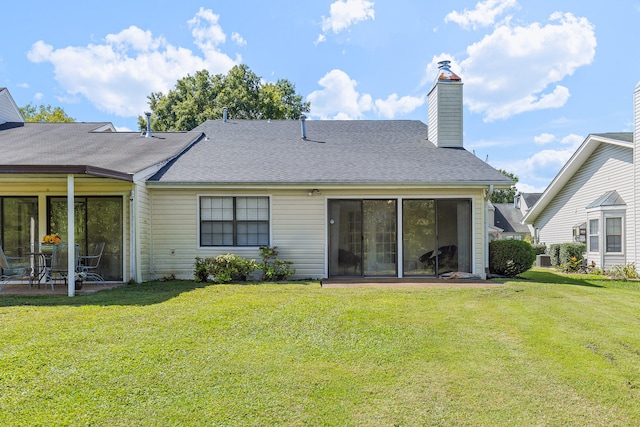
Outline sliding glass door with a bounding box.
[328,200,397,277]
[402,199,471,276]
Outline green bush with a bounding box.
[489,240,536,277]
[558,243,586,266]
[532,244,547,255]
[549,244,561,267]
[194,254,258,284]
[259,246,295,281]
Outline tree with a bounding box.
[140,64,310,131]
[490,169,518,204]
[20,103,75,122]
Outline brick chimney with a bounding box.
[427,60,463,149]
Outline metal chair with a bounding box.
[0,245,31,291]
[50,243,80,288]
[78,242,106,285]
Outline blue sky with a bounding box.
[2,0,640,192]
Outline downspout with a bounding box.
[484,185,494,279]
[129,189,136,283]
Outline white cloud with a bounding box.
[445,0,518,30]
[27,8,240,117]
[533,133,556,145]
[231,32,247,46]
[316,0,375,44]
[307,69,424,120]
[434,11,596,122]
[493,133,584,192]
[374,94,425,119]
[307,69,373,119]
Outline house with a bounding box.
[522,81,638,269]
[0,62,511,291]
[488,202,531,241]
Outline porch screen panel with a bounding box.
[86,198,124,281]
[363,200,397,276]
[402,199,471,276]
[328,200,362,276]
[402,200,436,275]
[436,200,471,274]
[0,197,38,257]
[49,197,123,281]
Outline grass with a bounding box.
[1,269,640,426]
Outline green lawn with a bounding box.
[2,269,640,426]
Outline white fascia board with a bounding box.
[523,134,631,224]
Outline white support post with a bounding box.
[67,175,76,297]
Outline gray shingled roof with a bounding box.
[149,119,513,185]
[521,192,542,208]
[0,122,202,178]
[493,203,529,233]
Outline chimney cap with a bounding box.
[436,60,461,82]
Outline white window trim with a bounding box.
[197,194,272,249]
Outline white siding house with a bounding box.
[523,79,640,270]
[1,61,512,288]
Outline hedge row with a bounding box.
[549,243,586,267]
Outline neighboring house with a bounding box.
[0,62,511,288]
[522,98,636,271]
[488,202,531,241]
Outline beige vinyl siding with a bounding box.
[271,195,325,278]
[135,183,152,282]
[149,189,200,280]
[534,143,633,266]
[148,187,488,280]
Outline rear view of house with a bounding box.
[0,62,511,290]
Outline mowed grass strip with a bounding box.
[1,270,640,426]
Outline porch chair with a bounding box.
[0,245,31,291]
[78,242,106,285]
[50,243,80,288]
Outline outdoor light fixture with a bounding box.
[308,189,321,196]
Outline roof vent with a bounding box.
[223,107,228,123]
[144,111,152,138]
[300,115,307,140]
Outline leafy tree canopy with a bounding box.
[140,64,311,131]
[20,103,75,123]
[490,169,519,204]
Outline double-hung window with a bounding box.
[605,217,622,253]
[588,219,599,253]
[200,196,269,247]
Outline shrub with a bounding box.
[558,243,586,266]
[549,244,561,267]
[489,240,536,277]
[608,263,639,280]
[532,244,547,255]
[560,256,583,273]
[259,246,295,281]
[193,254,258,284]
